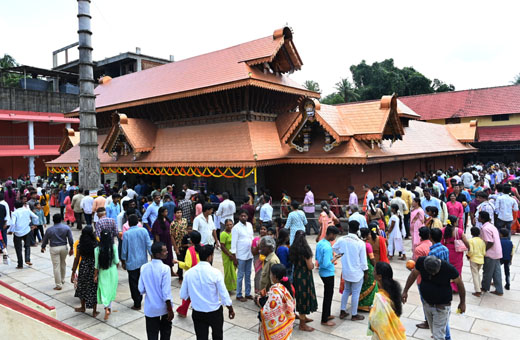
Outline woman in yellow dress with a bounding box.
[368,262,406,340]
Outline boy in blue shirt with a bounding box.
[500,228,514,290]
[315,226,340,326]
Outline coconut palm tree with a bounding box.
[335,78,360,103]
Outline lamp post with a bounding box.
[77,0,100,191]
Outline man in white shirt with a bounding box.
[348,205,368,229]
[182,184,198,200]
[348,185,359,206]
[495,185,519,238]
[180,245,235,340]
[259,195,273,227]
[0,192,11,248]
[216,192,236,229]
[139,242,174,340]
[332,220,368,321]
[230,210,254,301]
[193,203,220,248]
[80,190,94,226]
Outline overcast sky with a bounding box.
[1,0,519,95]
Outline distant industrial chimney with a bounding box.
[169,55,175,62]
[136,47,141,54]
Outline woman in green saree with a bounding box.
[359,227,378,312]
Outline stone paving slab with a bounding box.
[1,209,519,340]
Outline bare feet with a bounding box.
[491,291,503,296]
[104,308,111,320]
[53,286,62,291]
[321,320,336,326]
[74,307,86,313]
[472,292,482,297]
[339,311,349,319]
[303,317,313,323]
[327,315,335,321]
[351,315,365,321]
[299,324,314,332]
[93,311,100,317]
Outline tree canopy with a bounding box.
[0,54,22,88]
[321,58,455,104]
[303,80,321,93]
[513,73,520,85]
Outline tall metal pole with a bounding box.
[77,0,100,191]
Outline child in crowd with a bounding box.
[500,228,514,290]
[388,204,406,260]
[467,227,486,296]
[251,225,268,293]
[33,201,46,245]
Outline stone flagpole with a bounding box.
[77,0,100,191]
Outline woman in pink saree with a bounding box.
[410,197,425,253]
[446,193,464,230]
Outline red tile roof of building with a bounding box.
[478,125,520,142]
[444,120,478,143]
[48,119,474,167]
[71,27,317,114]
[399,85,520,120]
[0,110,79,124]
[0,145,60,157]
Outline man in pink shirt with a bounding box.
[348,186,358,207]
[413,227,432,261]
[479,211,504,295]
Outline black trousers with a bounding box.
[74,212,83,229]
[145,314,172,340]
[13,232,31,267]
[84,213,92,226]
[192,306,224,340]
[404,213,411,238]
[320,275,334,323]
[177,248,186,279]
[305,212,319,235]
[501,259,511,285]
[128,268,142,308]
[60,206,65,220]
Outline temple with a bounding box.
[48,27,476,200]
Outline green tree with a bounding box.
[335,78,360,102]
[303,80,321,92]
[0,54,22,87]
[349,58,454,100]
[513,73,520,85]
[321,92,345,105]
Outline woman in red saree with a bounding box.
[173,230,201,317]
[260,264,295,340]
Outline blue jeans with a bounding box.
[237,258,252,298]
[418,283,451,340]
[1,226,7,249]
[340,278,363,316]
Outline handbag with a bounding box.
[454,228,468,252]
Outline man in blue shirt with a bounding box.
[105,193,121,222]
[139,242,174,340]
[58,187,68,219]
[8,200,38,268]
[284,201,307,245]
[162,195,176,222]
[143,193,163,236]
[122,214,152,310]
[421,189,441,217]
[315,226,340,326]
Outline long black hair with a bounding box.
[375,262,403,316]
[289,230,312,263]
[368,221,379,241]
[78,225,97,258]
[271,264,293,297]
[444,214,458,241]
[189,230,202,253]
[40,189,47,206]
[276,228,290,249]
[157,206,169,230]
[98,230,114,270]
[320,201,330,215]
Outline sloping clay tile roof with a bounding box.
[368,120,475,162]
[119,118,157,152]
[478,125,520,142]
[75,28,316,113]
[0,110,79,123]
[444,121,478,143]
[48,120,474,167]
[399,85,520,120]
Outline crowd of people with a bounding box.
[0,161,518,340]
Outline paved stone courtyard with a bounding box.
[2,211,519,340]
